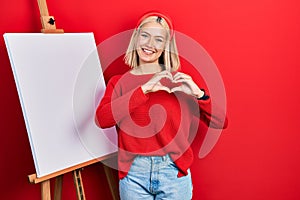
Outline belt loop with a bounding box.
[163,154,168,162]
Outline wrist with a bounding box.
[195,89,204,98]
[141,85,149,94]
[196,89,210,100]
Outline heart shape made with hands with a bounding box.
[159,76,182,91]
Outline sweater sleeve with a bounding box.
[95,75,149,128]
[192,90,228,129]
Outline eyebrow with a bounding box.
[140,30,165,39]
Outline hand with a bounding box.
[141,70,173,94]
[171,72,204,98]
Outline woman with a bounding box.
[96,11,228,200]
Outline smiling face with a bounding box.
[136,21,167,65]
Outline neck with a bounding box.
[135,63,163,75]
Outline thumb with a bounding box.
[170,86,182,93]
[159,85,171,93]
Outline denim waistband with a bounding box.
[135,154,172,164]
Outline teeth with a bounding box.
[142,48,154,54]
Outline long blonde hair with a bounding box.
[124,13,180,71]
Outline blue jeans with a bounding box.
[119,154,193,200]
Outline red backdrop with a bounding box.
[1,0,300,199]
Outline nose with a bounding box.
[145,36,155,48]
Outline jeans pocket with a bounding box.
[169,161,178,170]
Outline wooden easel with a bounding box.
[28,153,118,200]
[37,0,64,33]
[28,1,119,200]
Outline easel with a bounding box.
[28,1,119,200]
[37,0,64,33]
[28,153,118,200]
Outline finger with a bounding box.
[156,71,173,81]
[159,86,171,93]
[153,84,171,93]
[172,72,185,79]
[172,78,193,85]
[161,70,173,78]
[170,86,182,93]
[150,75,169,84]
[173,72,192,81]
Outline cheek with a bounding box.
[136,37,148,47]
[156,45,165,52]
[156,49,164,57]
[155,41,166,51]
[156,44,166,56]
[136,48,143,57]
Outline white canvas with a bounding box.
[4,33,118,178]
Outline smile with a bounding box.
[142,48,156,55]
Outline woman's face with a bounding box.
[136,21,167,65]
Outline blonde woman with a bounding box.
[96,11,227,200]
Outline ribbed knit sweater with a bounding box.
[96,71,227,179]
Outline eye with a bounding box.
[140,33,149,38]
[155,38,163,43]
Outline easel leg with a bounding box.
[73,169,86,200]
[54,175,63,200]
[103,165,119,200]
[41,180,51,200]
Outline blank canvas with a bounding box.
[4,33,118,178]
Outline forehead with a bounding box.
[140,21,167,37]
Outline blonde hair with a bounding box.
[124,15,180,71]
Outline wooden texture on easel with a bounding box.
[104,165,119,200]
[37,0,49,15]
[73,170,86,200]
[41,180,51,200]
[37,0,64,33]
[54,175,63,200]
[28,152,117,184]
[28,152,118,200]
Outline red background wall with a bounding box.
[1,0,300,199]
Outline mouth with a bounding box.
[141,48,156,55]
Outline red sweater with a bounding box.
[96,71,227,179]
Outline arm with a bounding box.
[95,75,149,128]
[171,72,228,129]
[196,96,228,129]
